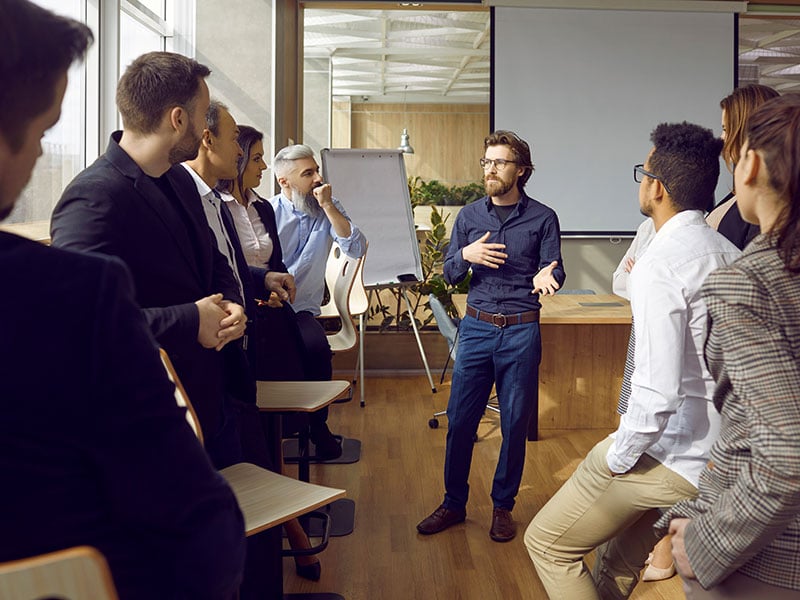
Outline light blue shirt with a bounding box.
[269,192,366,315]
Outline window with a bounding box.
[10,0,193,228]
[10,0,86,225]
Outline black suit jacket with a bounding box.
[0,232,246,599]
[219,194,308,381]
[50,132,248,459]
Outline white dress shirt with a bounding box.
[180,163,244,301]
[612,218,655,300]
[219,189,274,268]
[606,210,742,486]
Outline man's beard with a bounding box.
[290,186,321,217]
[168,127,202,165]
[484,175,514,197]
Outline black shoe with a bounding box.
[310,425,343,461]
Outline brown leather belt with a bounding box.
[466,305,540,328]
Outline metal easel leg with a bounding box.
[401,287,436,392]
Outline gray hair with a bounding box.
[205,99,228,136]
[272,144,316,178]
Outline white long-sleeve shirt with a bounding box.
[606,210,741,486]
[612,218,655,300]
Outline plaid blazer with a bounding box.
[659,235,800,590]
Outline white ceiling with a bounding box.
[303,7,800,103]
[739,16,800,91]
[304,8,491,103]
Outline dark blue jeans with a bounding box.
[443,314,541,511]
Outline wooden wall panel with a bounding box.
[334,102,489,186]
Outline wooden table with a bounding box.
[451,294,630,433]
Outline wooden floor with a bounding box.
[281,375,684,600]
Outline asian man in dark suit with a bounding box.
[50,51,253,470]
[0,2,246,597]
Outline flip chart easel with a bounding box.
[321,148,435,392]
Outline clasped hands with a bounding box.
[462,231,559,295]
[195,293,247,351]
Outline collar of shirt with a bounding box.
[180,164,245,300]
[180,163,214,199]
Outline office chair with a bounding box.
[427,294,499,430]
[428,293,459,385]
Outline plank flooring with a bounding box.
[281,375,683,600]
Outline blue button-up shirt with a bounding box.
[444,194,565,314]
[269,192,366,315]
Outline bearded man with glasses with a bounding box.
[417,130,565,543]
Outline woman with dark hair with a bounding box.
[661,94,800,598]
[707,84,779,249]
[217,125,327,581]
[217,125,286,293]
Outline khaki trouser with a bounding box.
[683,573,800,599]
[525,437,697,600]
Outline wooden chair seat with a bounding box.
[159,350,347,537]
[219,463,345,537]
[0,546,118,600]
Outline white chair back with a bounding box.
[325,244,364,353]
[320,243,368,318]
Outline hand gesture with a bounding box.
[312,183,333,209]
[461,231,507,269]
[532,261,560,296]
[624,257,635,273]
[265,271,296,304]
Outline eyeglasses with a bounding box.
[480,158,517,171]
[633,164,672,196]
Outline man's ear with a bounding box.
[652,178,666,202]
[168,106,185,133]
[201,129,213,149]
[277,174,288,188]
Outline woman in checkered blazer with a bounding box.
[659,94,800,599]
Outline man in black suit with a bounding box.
[50,51,250,469]
[0,2,246,597]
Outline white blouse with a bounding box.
[220,189,274,268]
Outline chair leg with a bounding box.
[440,352,451,385]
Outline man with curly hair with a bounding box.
[525,122,741,599]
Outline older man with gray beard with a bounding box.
[268,144,366,456]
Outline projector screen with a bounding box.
[493,8,736,235]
